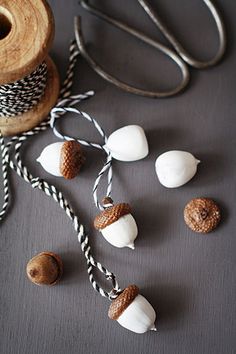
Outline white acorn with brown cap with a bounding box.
[94,197,138,249]
[37,141,85,179]
[108,285,157,334]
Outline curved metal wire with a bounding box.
[74,16,189,98]
[76,0,226,98]
[138,0,226,69]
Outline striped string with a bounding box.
[0,136,10,219]
[0,40,121,301]
[0,62,47,117]
[50,106,113,210]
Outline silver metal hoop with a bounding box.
[75,0,226,98]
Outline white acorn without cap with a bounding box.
[155,150,200,188]
[105,125,149,162]
[94,197,138,249]
[108,285,156,334]
[37,141,85,179]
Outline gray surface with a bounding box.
[0,1,236,353]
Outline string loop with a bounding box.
[50,104,113,210]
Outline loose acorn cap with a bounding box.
[108,285,139,320]
[184,198,221,233]
[26,251,63,285]
[60,141,85,179]
[94,203,132,230]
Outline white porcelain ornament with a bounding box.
[108,285,156,334]
[37,141,84,179]
[105,125,149,161]
[155,150,200,188]
[94,197,138,249]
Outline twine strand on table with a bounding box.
[0,40,121,301]
[0,137,10,220]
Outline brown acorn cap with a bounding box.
[184,198,221,233]
[94,203,132,230]
[26,251,63,286]
[108,285,139,320]
[60,141,85,179]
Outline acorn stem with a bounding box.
[102,196,114,209]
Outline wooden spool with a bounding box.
[0,0,60,136]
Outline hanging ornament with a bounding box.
[105,125,149,162]
[108,285,157,333]
[155,150,200,188]
[37,140,85,179]
[94,197,138,249]
[49,107,147,249]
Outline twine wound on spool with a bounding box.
[0,0,60,136]
[0,62,47,117]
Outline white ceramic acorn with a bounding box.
[155,150,200,188]
[37,141,85,179]
[94,197,138,249]
[108,285,156,334]
[105,125,149,162]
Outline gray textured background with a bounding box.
[1,1,236,353]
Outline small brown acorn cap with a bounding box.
[108,285,139,320]
[94,200,132,230]
[26,251,63,286]
[184,198,221,233]
[60,141,85,179]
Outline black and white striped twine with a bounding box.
[0,62,48,117]
[50,105,113,210]
[0,40,121,301]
